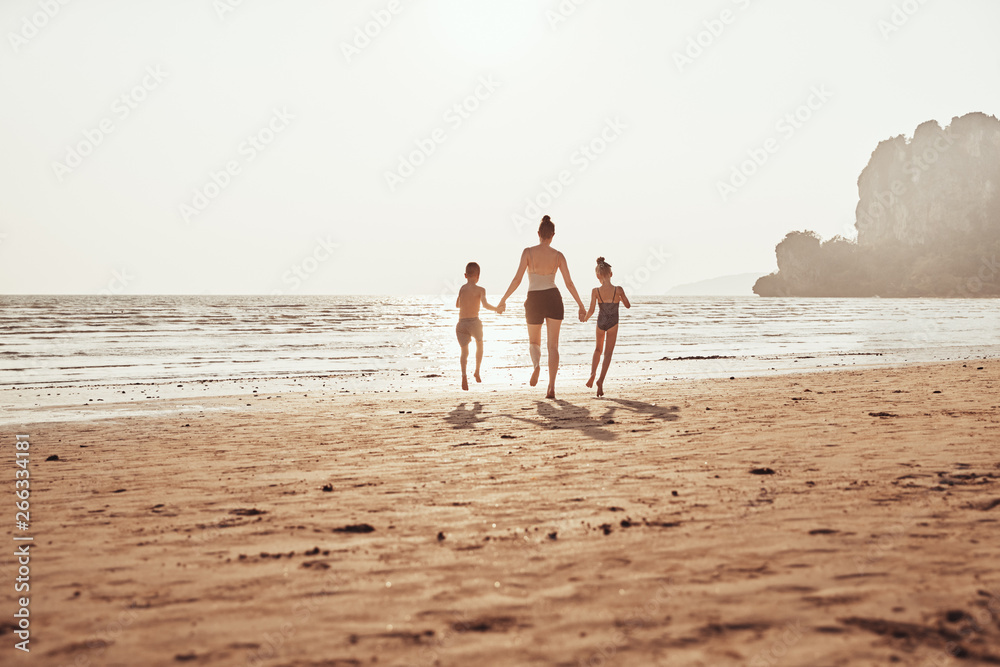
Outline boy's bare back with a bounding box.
[457,284,487,319]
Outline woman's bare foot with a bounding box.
[595,380,604,397]
[546,386,556,400]
[530,366,540,386]
[462,376,469,391]
[474,371,482,383]
[585,374,595,388]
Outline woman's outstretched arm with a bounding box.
[498,249,529,311]
[557,252,587,320]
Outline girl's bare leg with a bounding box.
[596,325,618,397]
[587,328,605,388]
[545,318,562,399]
[527,323,543,386]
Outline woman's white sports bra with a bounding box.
[526,248,557,292]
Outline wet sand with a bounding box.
[4,360,1000,666]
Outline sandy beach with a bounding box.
[4,360,1000,666]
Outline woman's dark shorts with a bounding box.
[524,287,564,325]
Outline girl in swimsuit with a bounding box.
[583,257,631,397]
[497,215,586,399]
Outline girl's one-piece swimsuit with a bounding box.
[596,286,619,331]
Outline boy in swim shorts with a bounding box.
[456,262,500,391]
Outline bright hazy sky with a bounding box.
[2,0,999,296]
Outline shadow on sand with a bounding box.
[507,399,617,441]
[446,398,680,441]
[504,398,679,442]
[598,398,680,423]
[445,401,487,430]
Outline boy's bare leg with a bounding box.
[474,339,483,383]
[587,329,605,388]
[460,343,470,391]
[545,318,562,399]
[596,326,618,397]
[527,323,543,386]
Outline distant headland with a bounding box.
[755,112,1000,297]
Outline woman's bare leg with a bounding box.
[545,318,562,399]
[596,325,618,397]
[527,323,543,386]
[587,328,605,388]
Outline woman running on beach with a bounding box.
[583,257,631,397]
[497,215,586,399]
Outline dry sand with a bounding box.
[3,360,1000,666]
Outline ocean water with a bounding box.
[3,295,999,393]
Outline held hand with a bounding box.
[497,301,506,315]
[578,306,586,322]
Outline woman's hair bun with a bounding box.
[538,215,555,239]
[596,257,606,264]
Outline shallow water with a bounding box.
[3,295,998,393]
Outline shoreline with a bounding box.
[4,360,1000,665]
[5,353,999,429]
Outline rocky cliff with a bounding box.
[755,112,1000,297]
